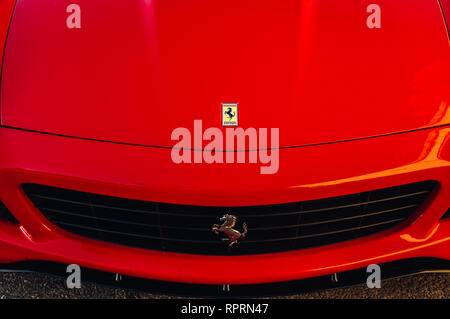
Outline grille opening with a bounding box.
[441,208,450,220]
[0,201,19,224]
[22,181,437,255]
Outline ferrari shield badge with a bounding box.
[222,103,238,127]
[212,214,247,247]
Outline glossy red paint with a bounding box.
[0,0,15,71]
[0,0,449,286]
[0,125,449,284]
[440,0,450,36]
[1,0,449,149]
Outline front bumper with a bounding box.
[0,125,449,285]
[2,258,449,297]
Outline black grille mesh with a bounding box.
[0,201,18,224]
[441,208,450,220]
[22,181,437,255]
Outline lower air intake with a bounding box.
[0,201,18,224]
[22,181,437,255]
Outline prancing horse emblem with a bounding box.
[212,214,247,247]
[224,107,236,120]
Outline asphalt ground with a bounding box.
[0,272,448,299]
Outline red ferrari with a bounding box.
[0,0,449,296]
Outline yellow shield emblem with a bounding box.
[222,103,238,127]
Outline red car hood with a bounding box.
[1,0,449,149]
